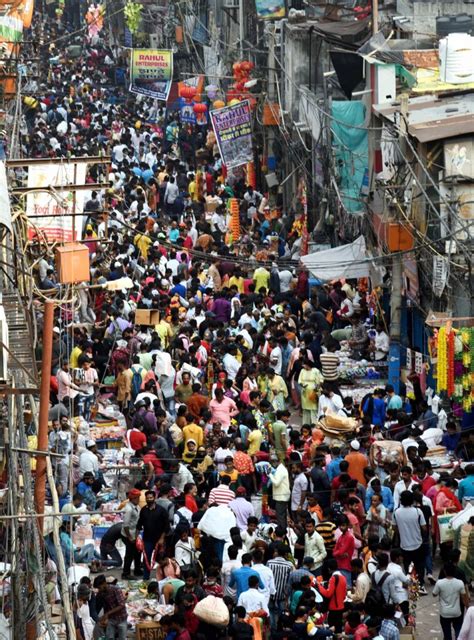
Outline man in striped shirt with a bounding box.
[315,508,337,556]
[208,475,235,506]
[319,341,340,389]
[267,544,294,629]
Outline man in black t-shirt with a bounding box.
[229,606,254,639]
[99,523,123,568]
[136,490,170,579]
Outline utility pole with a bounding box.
[34,299,54,533]
[388,93,408,392]
[239,0,245,59]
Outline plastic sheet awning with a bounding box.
[300,236,385,285]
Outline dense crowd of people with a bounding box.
[15,9,474,640]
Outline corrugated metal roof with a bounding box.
[373,95,474,142]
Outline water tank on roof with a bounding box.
[436,14,474,37]
[439,33,474,83]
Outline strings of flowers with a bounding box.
[454,327,474,412]
[436,326,448,393]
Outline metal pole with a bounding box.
[372,0,379,34]
[388,93,408,393]
[34,299,54,533]
[239,0,245,59]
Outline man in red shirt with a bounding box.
[125,423,146,452]
[333,515,356,587]
[317,557,347,633]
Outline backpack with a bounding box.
[365,571,390,615]
[131,365,144,400]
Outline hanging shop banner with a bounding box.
[210,100,253,169]
[406,347,412,370]
[26,162,87,242]
[415,351,423,375]
[129,49,173,101]
[432,255,449,298]
[179,98,197,125]
[255,0,285,19]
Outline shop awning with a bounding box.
[300,236,385,284]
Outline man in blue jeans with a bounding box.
[136,490,170,580]
[94,574,128,640]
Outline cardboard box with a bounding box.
[136,621,163,639]
[55,243,90,284]
[135,309,160,326]
[400,626,415,640]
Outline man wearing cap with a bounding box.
[344,440,369,487]
[229,487,255,531]
[79,440,99,477]
[120,489,142,579]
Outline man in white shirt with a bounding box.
[252,549,276,606]
[237,574,269,615]
[420,426,443,448]
[298,520,326,572]
[278,269,293,293]
[269,338,283,375]
[318,386,343,418]
[79,440,99,477]
[371,323,389,361]
[221,545,241,598]
[393,466,417,509]
[223,348,241,381]
[387,549,411,609]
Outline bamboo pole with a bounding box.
[45,457,77,640]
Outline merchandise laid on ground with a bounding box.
[0,1,472,640]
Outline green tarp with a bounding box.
[331,101,368,214]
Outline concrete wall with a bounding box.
[396,0,474,36]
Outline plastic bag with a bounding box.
[193,595,229,627]
[135,534,144,552]
[438,513,455,544]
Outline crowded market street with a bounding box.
[0,1,472,639]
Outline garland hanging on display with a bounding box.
[446,329,455,396]
[436,326,447,393]
[453,327,473,412]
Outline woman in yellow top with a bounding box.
[134,231,152,260]
[268,370,289,412]
[298,358,323,425]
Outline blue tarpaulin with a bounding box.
[331,101,368,214]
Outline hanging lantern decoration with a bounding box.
[205,84,218,100]
[213,99,225,110]
[229,198,240,242]
[246,162,256,189]
[179,85,197,103]
[193,102,208,124]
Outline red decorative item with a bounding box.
[447,329,455,396]
[234,81,246,91]
[179,85,197,102]
[193,103,207,114]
